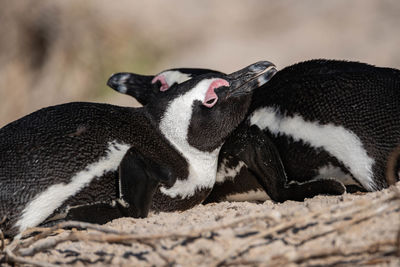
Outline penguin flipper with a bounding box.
[279,178,346,202]
[117,147,175,218]
[235,125,345,202]
[64,148,175,224]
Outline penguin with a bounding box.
[107,68,223,105]
[0,61,277,237]
[107,59,400,203]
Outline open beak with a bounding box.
[226,61,277,97]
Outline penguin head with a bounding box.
[107,68,222,105]
[146,61,277,152]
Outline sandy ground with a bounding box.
[2,183,400,266]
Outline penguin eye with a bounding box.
[151,74,170,92]
[203,93,218,108]
[202,79,229,108]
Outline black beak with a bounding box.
[226,61,277,97]
[107,72,154,93]
[107,72,155,105]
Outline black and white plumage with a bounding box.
[107,68,222,106]
[0,61,277,237]
[247,60,400,191]
[108,59,400,203]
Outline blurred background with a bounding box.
[1,0,400,126]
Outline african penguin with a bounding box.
[107,68,223,106]
[0,61,276,238]
[107,59,400,203]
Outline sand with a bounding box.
[2,183,400,266]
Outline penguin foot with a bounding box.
[65,202,125,225]
[278,178,346,202]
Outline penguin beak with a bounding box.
[107,72,154,105]
[107,72,154,93]
[226,61,277,97]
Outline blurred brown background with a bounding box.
[1,0,400,127]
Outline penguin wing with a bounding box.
[117,147,175,218]
[231,125,345,202]
[64,147,176,224]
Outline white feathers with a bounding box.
[157,70,192,87]
[216,159,246,183]
[15,141,130,234]
[225,190,270,202]
[314,164,359,186]
[250,107,376,191]
[159,78,223,198]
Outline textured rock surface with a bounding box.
[2,183,399,266]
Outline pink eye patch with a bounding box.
[152,75,170,91]
[203,79,229,108]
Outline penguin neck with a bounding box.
[158,119,221,198]
[159,144,220,199]
[157,95,221,199]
